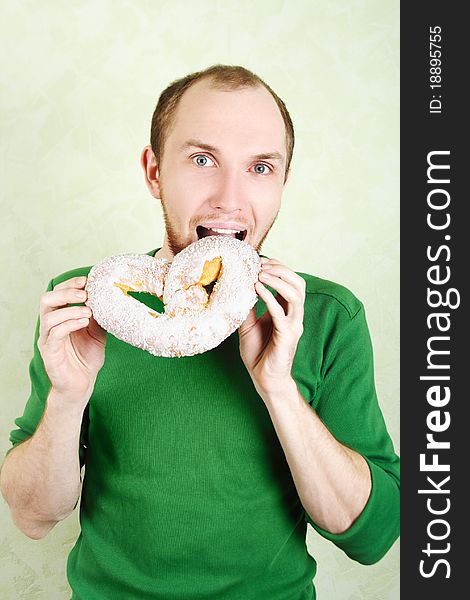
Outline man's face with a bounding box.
[154,79,288,257]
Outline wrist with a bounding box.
[47,387,90,419]
[254,375,299,406]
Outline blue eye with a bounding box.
[253,163,270,175]
[192,155,214,167]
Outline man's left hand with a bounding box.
[238,258,306,396]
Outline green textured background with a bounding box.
[0,1,399,598]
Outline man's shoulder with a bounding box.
[50,248,158,288]
[296,271,363,319]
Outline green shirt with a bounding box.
[9,248,400,600]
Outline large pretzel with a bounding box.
[85,236,261,357]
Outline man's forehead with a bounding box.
[168,79,286,154]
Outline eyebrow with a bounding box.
[180,138,285,164]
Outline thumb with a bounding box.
[88,315,107,343]
[239,306,258,335]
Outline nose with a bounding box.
[209,168,244,212]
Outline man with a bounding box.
[1,65,399,599]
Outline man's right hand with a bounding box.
[38,275,106,408]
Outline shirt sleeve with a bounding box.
[305,303,400,565]
[8,278,88,468]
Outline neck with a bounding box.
[154,235,174,260]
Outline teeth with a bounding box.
[209,227,241,234]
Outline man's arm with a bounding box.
[2,274,106,539]
[239,257,398,552]
[1,390,85,539]
[259,378,371,534]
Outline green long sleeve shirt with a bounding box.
[9,248,400,600]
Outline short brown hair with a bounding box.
[150,64,294,179]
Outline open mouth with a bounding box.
[196,225,247,242]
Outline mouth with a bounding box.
[196,225,247,242]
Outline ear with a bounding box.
[140,145,162,199]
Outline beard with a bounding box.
[160,199,192,257]
[159,187,279,257]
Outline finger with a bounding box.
[239,306,258,334]
[274,291,289,315]
[40,286,88,317]
[261,257,283,266]
[258,270,299,305]
[261,263,306,291]
[258,271,304,322]
[255,281,286,329]
[86,314,107,344]
[53,276,88,291]
[40,305,92,342]
[45,317,91,346]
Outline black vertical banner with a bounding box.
[401,2,466,597]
